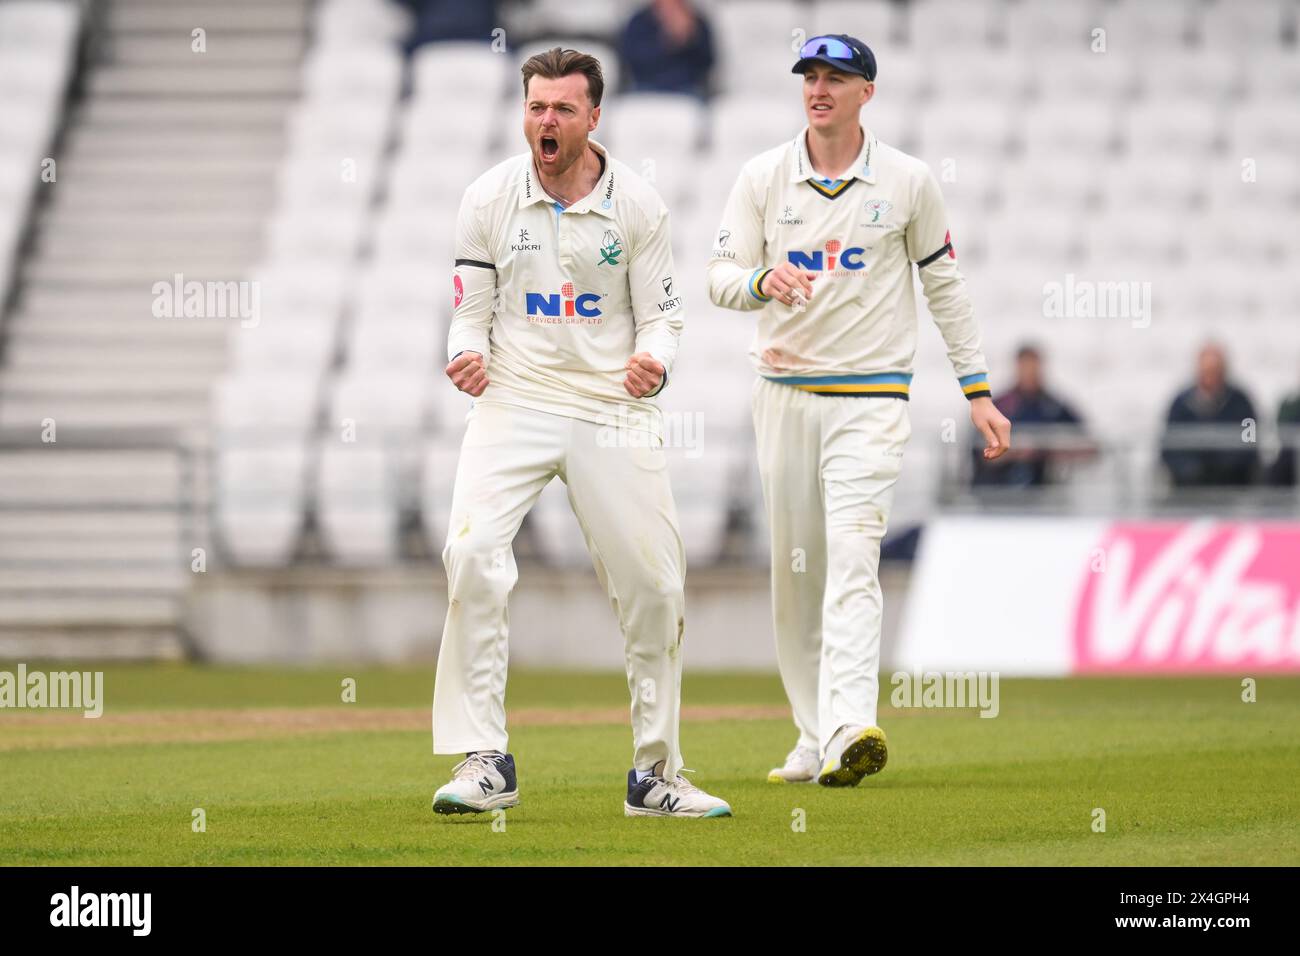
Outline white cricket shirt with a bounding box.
[450,139,682,434]
[707,126,991,400]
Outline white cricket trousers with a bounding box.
[752,378,911,755]
[432,400,687,779]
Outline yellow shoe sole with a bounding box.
[817,727,888,787]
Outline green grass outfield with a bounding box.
[1,664,1298,866]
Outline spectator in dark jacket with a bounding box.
[620,0,715,97]
[1161,343,1259,487]
[972,344,1086,487]
[401,0,499,53]
[1269,388,1300,486]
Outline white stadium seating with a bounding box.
[3,0,1299,583]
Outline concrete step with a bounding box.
[14,287,192,317]
[6,315,230,347]
[75,97,291,129]
[40,209,266,237]
[55,154,281,182]
[0,628,188,660]
[0,397,212,431]
[59,129,285,163]
[0,370,219,400]
[0,595,180,626]
[0,450,183,504]
[100,32,306,65]
[103,2,309,35]
[0,510,182,538]
[0,539,184,564]
[33,233,262,262]
[89,64,302,97]
[4,339,229,370]
[0,568,189,592]
[45,182,276,214]
[23,259,256,285]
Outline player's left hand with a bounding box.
[623,352,664,398]
[970,396,1012,460]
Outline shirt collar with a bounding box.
[518,138,617,217]
[790,126,877,185]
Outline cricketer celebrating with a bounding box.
[432,48,731,818]
[708,35,1011,786]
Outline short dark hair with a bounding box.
[1016,344,1042,362]
[521,47,604,107]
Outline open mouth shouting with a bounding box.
[539,133,560,163]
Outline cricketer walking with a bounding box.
[708,34,1012,786]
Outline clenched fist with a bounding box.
[624,352,665,398]
[446,351,488,397]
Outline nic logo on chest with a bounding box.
[772,188,900,279]
[507,209,627,327]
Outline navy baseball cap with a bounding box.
[792,34,876,81]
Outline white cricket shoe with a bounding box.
[767,744,821,783]
[817,725,888,787]
[432,751,520,814]
[624,766,732,818]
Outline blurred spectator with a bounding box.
[971,344,1086,488]
[401,0,499,53]
[619,0,715,97]
[1269,386,1300,486]
[1160,343,1259,487]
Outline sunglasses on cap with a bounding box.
[798,36,859,61]
[794,34,875,80]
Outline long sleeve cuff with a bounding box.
[959,372,991,400]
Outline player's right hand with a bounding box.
[446,351,488,397]
[760,263,818,308]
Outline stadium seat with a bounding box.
[1198,0,1294,51]
[708,94,808,163]
[810,0,897,46]
[420,432,464,550]
[1018,99,1119,160]
[313,0,412,49]
[600,93,705,173]
[263,207,367,265]
[369,207,455,270]
[1100,0,1199,51]
[1029,51,1140,105]
[347,319,441,374]
[411,41,511,107]
[713,0,805,95]
[915,100,1015,160]
[287,97,393,150]
[1137,48,1247,103]
[1229,101,1300,154]
[301,44,403,103]
[1118,98,1223,158]
[398,99,496,159]
[353,262,449,327]
[1097,156,1203,214]
[212,372,322,435]
[227,315,338,377]
[903,0,1006,51]
[316,439,401,565]
[215,444,309,566]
